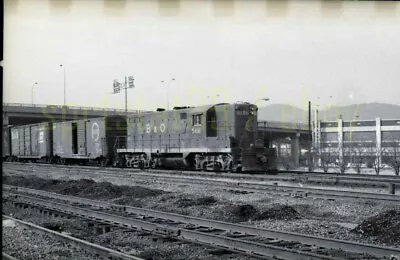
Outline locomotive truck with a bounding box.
[3,102,277,173]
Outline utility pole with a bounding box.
[59,64,66,106]
[161,78,175,111]
[308,101,313,170]
[31,82,38,104]
[112,75,135,114]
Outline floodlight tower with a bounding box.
[112,76,135,114]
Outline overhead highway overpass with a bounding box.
[2,103,139,126]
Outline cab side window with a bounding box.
[192,114,202,126]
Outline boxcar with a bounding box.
[9,122,53,162]
[52,116,127,165]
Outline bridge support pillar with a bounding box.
[276,142,282,158]
[291,136,300,168]
[3,115,9,126]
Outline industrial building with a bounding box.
[315,118,400,167]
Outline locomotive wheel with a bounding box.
[227,162,233,173]
[213,162,221,172]
[202,162,208,171]
[100,159,108,167]
[59,158,67,165]
[138,161,145,169]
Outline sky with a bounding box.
[3,0,400,112]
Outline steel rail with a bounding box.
[5,185,400,259]
[6,193,343,260]
[4,162,400,184]
[2,215,143,260]
[3,164,400,202]
[2,252,19,260]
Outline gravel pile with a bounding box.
[176,196,217,208]
[229,204,258,222]
[3,175,166,200]
[254,204,300,220]
[2,218,102,260]
[352,209,400,245]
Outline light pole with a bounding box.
[31,82,38,104]
[59,64,66,106]
[112,76,135,114]
[161,78,175,111]
[255,98,270,146]
[256,98,270,103]
[207,94,220,104]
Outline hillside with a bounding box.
[258,103,400,123]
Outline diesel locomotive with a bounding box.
[2,102,277,173]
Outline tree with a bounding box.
[366,142,382,175]
[383,142,400,176]
[336,147,349,175]
[320,147,333,173]
[351,145,366,174]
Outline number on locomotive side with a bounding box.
[192,128,201,134]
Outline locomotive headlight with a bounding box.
[250,106,257,115]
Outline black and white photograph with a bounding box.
[2,0,400,259]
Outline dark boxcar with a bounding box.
[53,116,126,165]
[10,122,53,161]
[3,126,12,160]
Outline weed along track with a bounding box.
[4,185,400,260]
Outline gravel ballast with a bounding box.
[3,166,400,254]
[2,218,102,260]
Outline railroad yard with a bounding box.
[2,162,400,260]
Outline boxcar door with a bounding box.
[24,127,31,156]
[77,121,86,156]
[31,126,39,156]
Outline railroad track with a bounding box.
[2,252,19,260]
[4,164,400,202]
[5,186,400,260]
[2,215,144,260]
[4,162,400,188]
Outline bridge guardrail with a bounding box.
[2,103,140,113]
[258,121,309,131]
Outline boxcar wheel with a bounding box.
[150,159,157,169]
[100,158,108,167]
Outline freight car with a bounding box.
[4,116,127,165]
[2,102,277,173]
[50,116,126,165]
[115,103,277,173]
[6,122,53,162]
